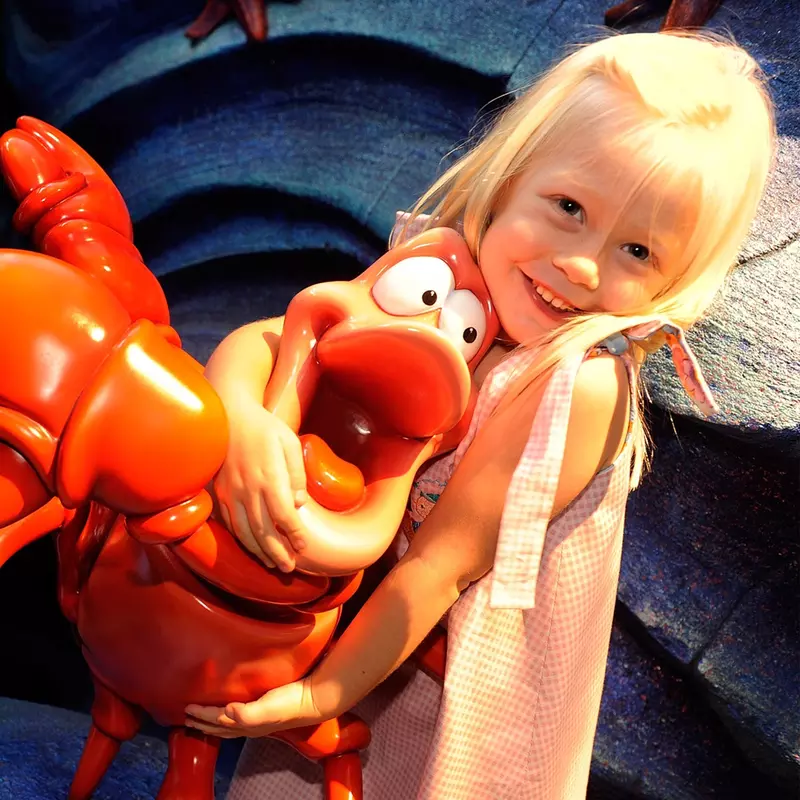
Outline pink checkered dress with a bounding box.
[228,342,638,800]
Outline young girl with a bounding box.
[186,31,774,799]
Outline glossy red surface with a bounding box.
[0,117,499,798]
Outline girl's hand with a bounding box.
[184,679,322,739]
[213,395,308,572]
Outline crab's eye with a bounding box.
[372,257,455,316]
[439,289,486,362]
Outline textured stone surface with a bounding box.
[620,413,799,787]
[64,39,502,275]
[621,415,798,665]
[0,697,236,799]
[591,625,791,799]
[696,563,800,792]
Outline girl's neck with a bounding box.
[474,340,515,388]
[494,329,517,347]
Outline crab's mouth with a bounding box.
[295,323,471,513]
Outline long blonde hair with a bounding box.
[398,31,775,486]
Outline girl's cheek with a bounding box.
[492,215,546,261]
[604,280,651,312]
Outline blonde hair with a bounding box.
[398,31,775,486]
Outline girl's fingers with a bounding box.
[241,487,268,540]
[226,681,308,728]
[226,698,276,727]
[259,442,306,545]
[255,510,296,573]
[184,705,236,725]
[263,478,306,554]
[231,500,253,540]
[231,501,277,569]
[218,501,233,532]
[185,719,242,738]
[184,705,252,737]
[282,435,309,507]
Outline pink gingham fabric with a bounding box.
[412,344,636,799]
[228,343,638,800]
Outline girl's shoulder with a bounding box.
[471,349,631,517]
[568,352,632,470]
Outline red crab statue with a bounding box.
[0,118,499,799]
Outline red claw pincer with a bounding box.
[0,116,169,325]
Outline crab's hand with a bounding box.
[0,116,169,325]
[55,319,228,517]
[605,0,721,29]
[186,1,268,42]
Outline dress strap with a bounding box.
[388,210,465,249]
[605,321,719,417]
[488,352,585,610]
[388,211,432,248]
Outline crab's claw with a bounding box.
[605,0,721,29]
[56,319,228,516]
[0,249,226,545]
[0,117,169,325]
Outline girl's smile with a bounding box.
[522,276,582,322]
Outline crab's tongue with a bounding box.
[294,325,470,513]
[300,433,365,512]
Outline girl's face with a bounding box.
[478,138,697,344]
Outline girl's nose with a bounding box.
[552,254,600,290]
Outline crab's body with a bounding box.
[0,118,496,799]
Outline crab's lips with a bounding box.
[292,321,472,513]
[316,322,468,438]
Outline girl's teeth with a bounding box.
[534,283,575,312]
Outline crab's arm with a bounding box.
[0,116,169,325]
[605,0,721,29]
[185,0,300,42]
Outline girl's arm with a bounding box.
[204,317,285,408]
[205,317,310,571]
[186,354,630,735]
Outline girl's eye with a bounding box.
[438,289,486,362]
[623,243,651,262]
[557,197,584,219]
[371,257,455,316]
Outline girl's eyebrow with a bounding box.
[618,220,668,252]
[622,207,687,256]
[542,172,607,206]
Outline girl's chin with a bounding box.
[499,289,572,342]
[492,270,579,342]
[499,311,556,344]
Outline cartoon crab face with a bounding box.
[263,227,499,575]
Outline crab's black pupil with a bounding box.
[422,290,437,306]
[463,327,477,344]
